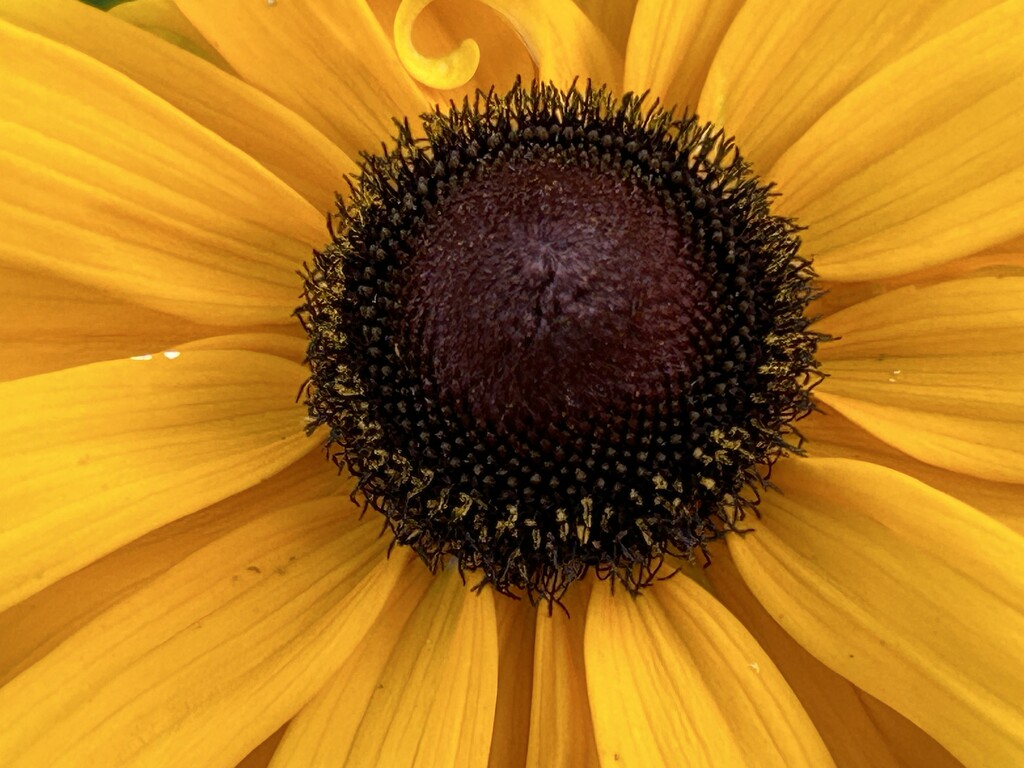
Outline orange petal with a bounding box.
[0,499,406,768]
[816,277,1024,483]
[176,0,430,160]
[729,457,1024,767]
[625,0,744,113]
[0,20,324,327]
[1,0,356,212]
[272,567,498,767]
[769,2,1024,280]
[0,350,311,611]
[526,582,599,768]
[585,576,834,766]
[698,0,1001,173]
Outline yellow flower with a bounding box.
[1,0,1022,766]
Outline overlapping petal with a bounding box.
[0,20,324,327]
[0,350,310,611]
[393,0,622,91]
[0,449,351,689]
[708,548,961,768]
[625,0,744,112]
[698,0,1001,173]
[271,567,498,767]
[585,574,834,767]
[730,458,1024,767]
[0,499,406,768]
[816,277,1024,483]
[768,1,1024,280]
[0,0,356,213]
[526,584,598,768]
[175,0,430,159]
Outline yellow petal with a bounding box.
[373,0,535,101]
[708,546,961,768]
[268,559,429,768]
[480,0,623,90]
[816,277,1024,483]
[108,0,232,70]
[346,568,498,767]
[803,408,1024,536]
[395,0,623,92]
[272,566,498,768]
[585,576,834,767]
[394,0,481,90]
[0,263,218,383]
[698,0,1001,173]
[526,582,599,768]
[488,598,537,768]
[729,457,1024,767]
[175,0,430,160]
[0,499,406,768]
[1,0,356,212]
[769,2,1024,280]
[0,20,324,327]
[0,449,350,689]
[625,0,744,113]
[0,350,310,611]
[576,0,636,54]
[179,333,307,364]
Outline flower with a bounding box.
[0,0,1022,766]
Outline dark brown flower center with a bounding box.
[404,157,706,440]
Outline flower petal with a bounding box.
[271,567,498,768]
[0,263,217,383]
[107,0,231,70]
[175,0,430,159]
[0,20,324,327]
[624,0,744,112]
[768,2,1024,280]
[477,0,623,90]
[488,598,537,768]
[707,546,961,768]
[0,499,407,768]
[729,457,1024,767]
[1,0,356,212]
[267,558,430,768]
[802,409,1024,536]
[372,0,534,100]
[0,350,310,611]
[0,449,350,689]
[575,0,636,54]
[816,277,1024,483]
[697,0,1000,173]
[393,0,622,92]
[585,576,834,767]
[527,582,599,768]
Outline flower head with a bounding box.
[0,1,1022,767]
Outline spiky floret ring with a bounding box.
[300,80,824,603]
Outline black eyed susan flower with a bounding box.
[0,1,1022,767]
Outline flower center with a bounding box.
[301,81,823,603]
[404,156,705,441]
